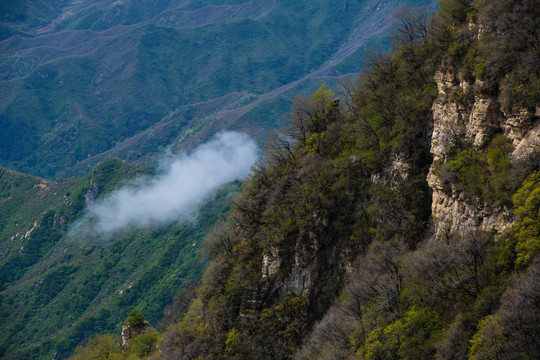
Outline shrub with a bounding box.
[130,331,160,358]
[443,135,516,205]
[125,311,146,327]
[512,171,540,267]
[70,334,121,360]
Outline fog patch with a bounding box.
[71,131,258,236]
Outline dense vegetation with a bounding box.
[3,0,539,359]
[0,159,240,359]
[69,0,540,358]
[0,0,434,179]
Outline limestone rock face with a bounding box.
[121,324,132,348]
[503,107,540,160]
[121,321,155,347]
[238,219,344,325]
[261,246,281,279]
[84,179,98,207]
[428,71,539,235]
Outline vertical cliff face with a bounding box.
[427,70,540,235]
[232,207,352,358]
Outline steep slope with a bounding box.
[130,1,538,359]
[0,159,240,359]
[0,0,436,179]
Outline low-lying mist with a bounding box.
[71,131,259,236]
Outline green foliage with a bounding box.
[223,328,244,358]
[358,307,439,360]
[69,330,160,359]
[130,331,160,358]
[468,262,540,359]
[463,0,540,109]
[0,159,237,359]
[443,135,517,205]
[446,148,485,197]
[125,311,145,327]
[70,334,122,360]
[439,0,474,24]
[468,315,507,360]
[287,83,340,148]
[512,171,540,267]
[36,264,79,304]
[305,84,336,134]
[0,210,62,291]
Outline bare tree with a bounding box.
[201,221,234,259]
[264,129,298,169]
[405,231,492,305]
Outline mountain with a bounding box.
[8,0,539,359]
[0,1,451,359]
[0,0,436,179]
[65,0,538,358]
[0,158,242,359]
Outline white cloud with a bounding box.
[72,131,259,235]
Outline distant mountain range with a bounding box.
[0,0,435,179]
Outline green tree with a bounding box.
[358,307,439,360]
[125,311,146,327]
[223,328,244,358]
[70,334,122,360]
[130,331,160,358]
[469,315,507,360]
[512,171,540,267]
[288,83,338,145]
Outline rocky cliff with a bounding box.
[121,320,156,348]
[428,70,540,235]
[147,1,540,359]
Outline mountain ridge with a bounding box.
[0,0,435,179]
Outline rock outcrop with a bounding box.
[84,179,98,207]
[121,320,155,348]
[239,222,344,321]
[427,71,540,235]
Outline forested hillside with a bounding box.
[0,0,434,179]
[2,0,539,359]
[71,0,540,358]
[1,1,447,359]
[0,158,242,359]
